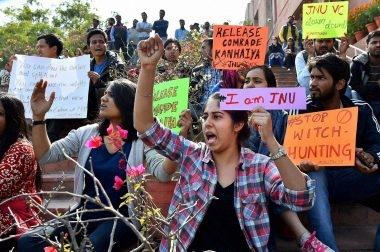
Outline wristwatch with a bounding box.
[269,146,287,161]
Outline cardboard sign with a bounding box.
[212,25,268,70]
[153,78,189,133]
[8,55,90,119]
[219,87,307,110]
[284,107,358,166]
[302,1,348,39]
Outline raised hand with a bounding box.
[30,79,55,120]
[304,38,315,57]
[339,36,350,57]
[137,34,164,68]
[249,107,274,144]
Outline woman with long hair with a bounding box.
[18,79,172,252]
[134,35,315,251]
[0,94,41,250]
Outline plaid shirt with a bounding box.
[139,120,315,251]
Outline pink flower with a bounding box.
[126,164,145,178]
[85,136,103,149]
[109,136,123,151]
[119,159,126,169]
[106,125,128,151]
[113,176,124,190]
[44,247,58,252]
[116,125,128,139]
[106,124,114,135]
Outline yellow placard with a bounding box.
[284,107,358,166]
[302,1,348,39]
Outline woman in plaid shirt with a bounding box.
[134,35,316,252]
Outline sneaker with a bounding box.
[301,232,335,252]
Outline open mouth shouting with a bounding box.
[204,131,217,145]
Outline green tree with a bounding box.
[0,0,97,67]
[52,0,98,31]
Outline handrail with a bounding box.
[336,38,366,61]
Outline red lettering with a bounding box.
[225,93,239,105]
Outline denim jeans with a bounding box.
[308,168,380,251]
[269,53,284,67]
[18,210,137,252]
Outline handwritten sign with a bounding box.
[212,25,268,70]
[284,107,358,166]
[302,1,348,39]
[8,55,90,119]
[153,78,189,133]
[219,87,306,110]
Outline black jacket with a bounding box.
[90,50,125,88]
[87,51,126,120]
[348,52,380,99]
[303,95,380,165]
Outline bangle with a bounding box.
[32,120,46,126]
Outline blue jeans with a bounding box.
[308,168,380,251]
[269,53,284,67]
[18,210,137,252]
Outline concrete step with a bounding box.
[41,173,75,196]
[41,159,76,174]
[276,204,379,251]
[276,225,377,251]
[270,67,298,87]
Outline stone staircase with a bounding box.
[40,159,77,216]
[271,66,298,87]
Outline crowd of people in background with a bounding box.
[0,8,379,252]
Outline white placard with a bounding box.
[8,54,91,119]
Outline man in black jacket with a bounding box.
[348,30,380,122]
[87,29,126,120]
[298,53,380,251]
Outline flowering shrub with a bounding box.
[347,0,380,36]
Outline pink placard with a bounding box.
[220,88,307,110]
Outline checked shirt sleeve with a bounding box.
[138,119,199,171]
[264,161,316,211]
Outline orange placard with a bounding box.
[283,107,358,166]
[212,25,268,70]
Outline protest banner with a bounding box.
[219,87,306,110]
[284,107,358,166]
[153,78,189,133]
[212,25,268,70]
[302,1,348,39]
[8,54,90,119]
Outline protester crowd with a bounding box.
[0,10,379,252]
